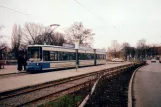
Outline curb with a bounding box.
[0,72,26,76]
[128,65,144,107]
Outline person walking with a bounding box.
[17,54,23,71]
[23,54,27,71]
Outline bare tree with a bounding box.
[66,22,94,47]
[50,32,66,46]
[0,25,4,39]
[110,40,120,58]
[0,25,7,51]
[136,39,147,60]
[23,22,45,45]
[0,43,7,51]
[34,32,66,46]
[121,42,131,60]
[122,42,130,48]
[137,39,146,48]
[11,24,23,59]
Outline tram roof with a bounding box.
[28,45,106,53]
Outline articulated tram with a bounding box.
[26,45,106,72]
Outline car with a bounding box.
[111,58,124,62]
[151,59,156,63]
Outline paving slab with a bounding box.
[0,62,131,93]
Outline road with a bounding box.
[133,60,161,107]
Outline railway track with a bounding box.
[0,64,134,107]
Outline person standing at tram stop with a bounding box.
[17,54,23,71]
[23,54,27,71]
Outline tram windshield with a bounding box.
[28,47,42,61]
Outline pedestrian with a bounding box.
[23,54,27,71]
[17,54,23,71]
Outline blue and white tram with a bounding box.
[26,45,106,72]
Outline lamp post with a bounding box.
[75,39,79,71]
[44,24,60,45]
[94,49,96,66]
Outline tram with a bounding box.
[26,45,106,72]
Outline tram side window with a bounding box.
[50,51,58,61]
[91,54,94,59]
[83,53,86,60]
[92,54,94,59]
[101,54,103,59]
[97,54,101,59]
[68,52,72,60]
[78,53,81,60]
[63,52,70,60]
[79,53,87,60]
[57,52,76,61]
[70,52,75,60]
[58,52,63,61]
[81,53,84,60]
[68,52,74,60]
[81,53,88,60]
[67,52,74,60]
[101,54,104,59]
[83,53,87,60]
[86,54,88,60]
[78,53,82,60]
[99,54,100,59]
[87,54,93,60]
[73,53,76,60]
[87,54,89,60]
[43,51,50,61]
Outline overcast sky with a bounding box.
[0,0,161,49]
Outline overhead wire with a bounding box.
[0,5,44,26]
[73,0,112,27]
[0,2,114,28]
[0,5,29,16]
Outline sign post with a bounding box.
[75,39,79,71]
[94,49,96,66]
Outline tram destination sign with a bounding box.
[63,43,75,48]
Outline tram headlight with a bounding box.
[36,63,39,66]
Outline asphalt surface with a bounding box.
[133,60,161,107]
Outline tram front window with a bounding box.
[28,47,42,60]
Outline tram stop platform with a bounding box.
[0,65,25,75]
[0,62,131,93]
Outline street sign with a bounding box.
[75,39,80,49]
